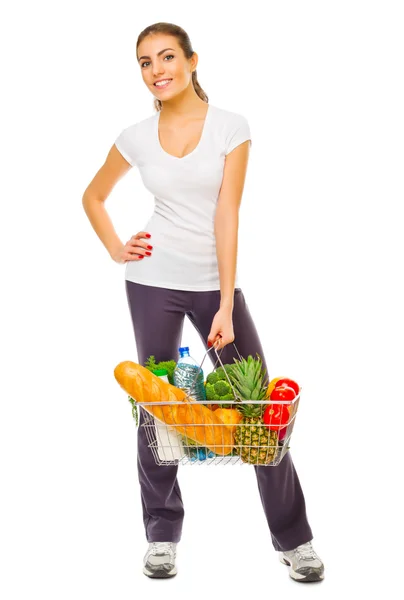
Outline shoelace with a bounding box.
[150,542,175,556]
[295,542,317,561]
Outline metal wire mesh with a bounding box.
[136,342,300,466]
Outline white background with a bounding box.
[1,1,403,597]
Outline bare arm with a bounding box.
[82,144,132,258]
[214,140,251,310]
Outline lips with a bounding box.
[154,79,172,87]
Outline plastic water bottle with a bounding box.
[173,346,207,402]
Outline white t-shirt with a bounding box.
[114,104,251,291]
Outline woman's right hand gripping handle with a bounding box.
[110,231,153,264]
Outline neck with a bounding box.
[159,83,207,118]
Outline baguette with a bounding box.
[114,361,234,455]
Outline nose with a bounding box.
[152,63,165,78]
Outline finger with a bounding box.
[132,231,151,240]
[213,335,223,347]
[207,334,222,348]
[124,257,142,263]
[125,247,142,256]
[124,249,145,260]
[128,239,153,251]
[126,243,148,255]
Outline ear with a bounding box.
[190,52,199,72]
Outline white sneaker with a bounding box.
[143,542,177,578]
[279,541,324,582]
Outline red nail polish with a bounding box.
[145,251,151,256]
[139,255,144,259]
[147,245,153,250]
[146,234,151,238]
[207,341,212,347]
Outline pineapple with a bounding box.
[233,403,279,464]
[229,354,279,465]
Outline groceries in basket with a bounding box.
[143,356,177,383]
[173,346,207,402]
[114,360,235,456]
[151,368,184,461]
[114,344,301,465]
[204,364,236,409]
[215,354,299,464]
[127,355,177,425]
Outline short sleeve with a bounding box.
[225,114,252,156]
[114,125,137,166]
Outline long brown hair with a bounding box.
[136,22,208,112]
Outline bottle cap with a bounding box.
[179,346,189,353]
[152,368,168,376]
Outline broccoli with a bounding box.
[205,383,216,400]
[206,370,219,385]
[207,364,234,381]
[213,366,228,381]
[215,380,232,397]
[205,378,235,406]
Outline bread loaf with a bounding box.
[114,361,234,455]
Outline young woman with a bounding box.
[82,22,324,583]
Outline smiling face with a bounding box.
[137,34,197,100]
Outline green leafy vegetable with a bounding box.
[144,355,177,384]
[128,395,139,426]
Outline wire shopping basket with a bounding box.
[137,342,300,467]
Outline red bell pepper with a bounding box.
[263,385,296,431]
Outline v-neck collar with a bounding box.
[155,104,211,160]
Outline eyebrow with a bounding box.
[138,48,176,62]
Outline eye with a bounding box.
[141,54,174,68]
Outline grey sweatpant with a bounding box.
[125,280,313,552]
